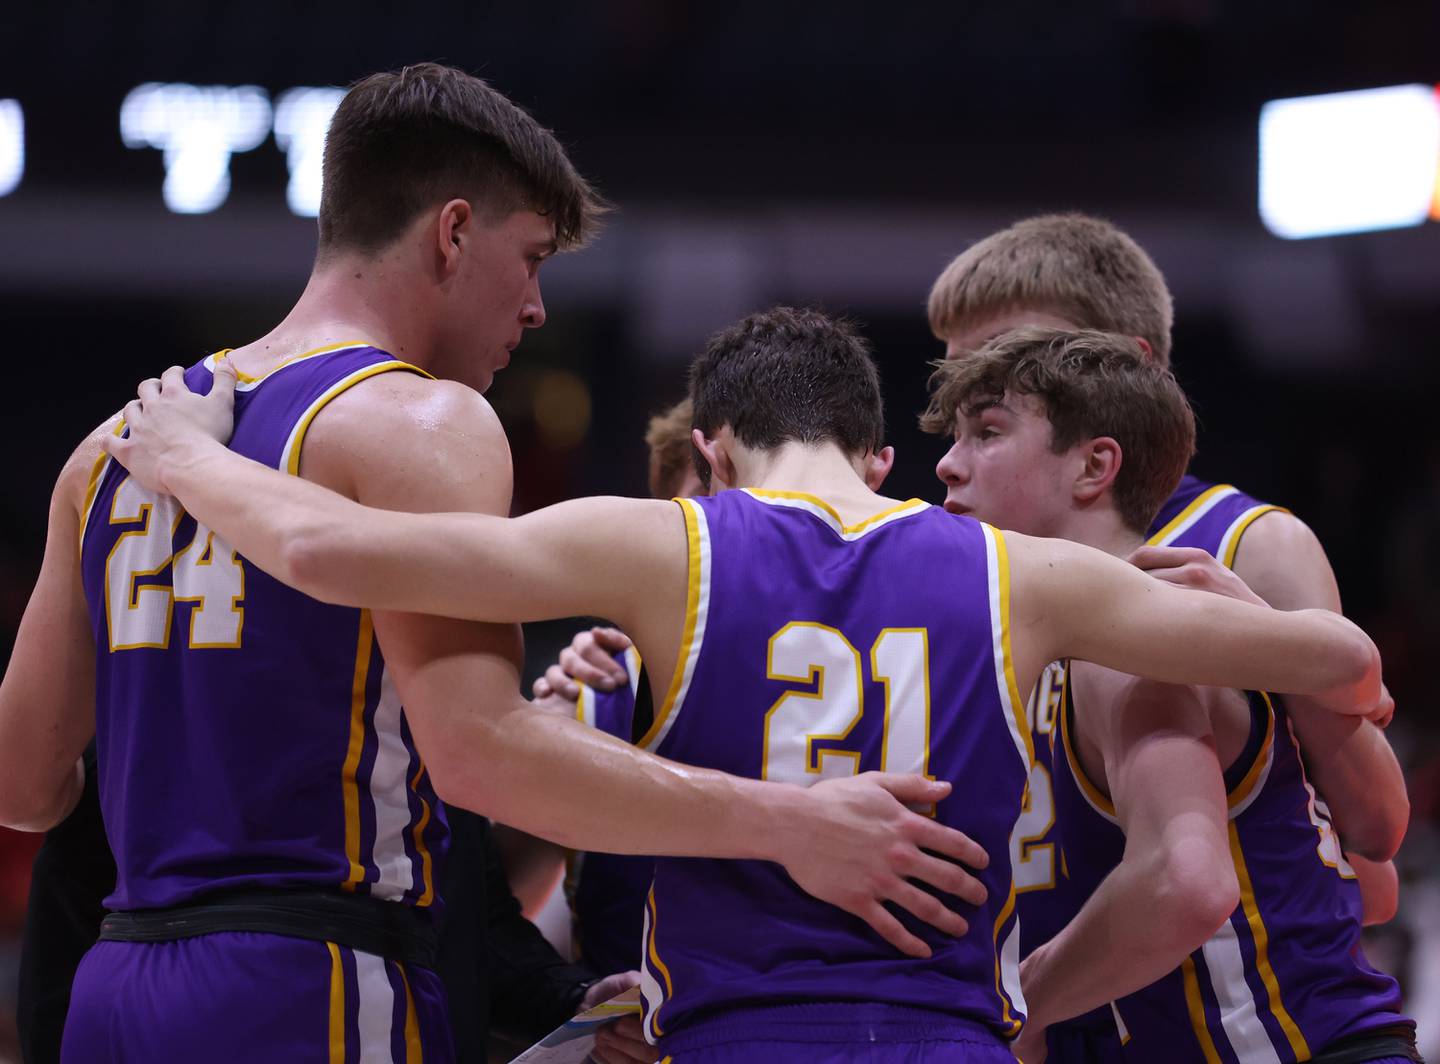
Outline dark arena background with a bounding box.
[0,2,1437,1060]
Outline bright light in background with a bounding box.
[273,87,344,217]
[120,83,273,214]
[1260,84,1440,239]
[0,100,22,198]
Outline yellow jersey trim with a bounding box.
[213,340,374,385]
[990,527,1035,768]
[1059,663,1119,821]
[1226,692,1276,814]
[399,962,424,1064]
[743,488,929,540]
[327,941,346,1064]
[645,887,674,1037]
[1221,506,1287,569]
[341,611,375,891]
[1227,821,1310,1059]
[282,359,434,477]
[638,498,703,749]
[991,880,1024,1037]
[1145,485,1236,547]
[409,760,436,907]
[78,421,126,558]
[1181,956,1226,1064]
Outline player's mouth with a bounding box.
[943,499,972,516]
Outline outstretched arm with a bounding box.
[1016,670,1237,1057]
[1006,532,1382,719]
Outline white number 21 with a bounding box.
[762,623,933,802]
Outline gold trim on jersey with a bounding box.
[1228,821,1310,1059]
[77,420,126,557]
[1058,663,1120,822]
[210,340,374,387]
[1220,506,1287,569]
[341,611,375,892]
[637,498,709,750]
[409,760,436,907]
[327,941,346,1064]
[1181,956,1226,1064]
[399,962,424,1063]
[989,527,1035,769]
[281,359,435,476]
[1225,692,1276,815]
[645,886,675,1037]
[991,880,1024,1038]
[743,488,929,541]
[1145,484,1237,547]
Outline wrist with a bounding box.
[738,777,808,863]
[161,434,223,495]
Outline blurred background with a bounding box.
[0,1,1437,1059]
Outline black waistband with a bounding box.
[1312,1024,1423,1064]
[99,889,438,970]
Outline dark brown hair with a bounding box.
[644,397,696,499]
[921,328,1195,533]
[927,213,1175,366]
[318,63,606,256]
[689,307,885,489]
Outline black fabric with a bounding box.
[630,662,655,744]
[99,888,439,970]
[17,746,593,1064]
[1311,1024,1424,1064]
[438,808,596,1057]
[17,743,112,1064]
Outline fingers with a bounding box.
[211,357,239,398]
[160,364,187,393]
[898,847,988,907]
[137,377,161,406]
[121,399,145,432]
[884,879,970,938]
[592,1016,656,1063]
[559,644,622,690]
[99,433,128,464]
[856,899,930,959]
[1128,545,1209,571]
[589,626,634,654]
[867,771,951,807]
[909,814,990,872]
[531,675,554,699]
[544,663,581,702]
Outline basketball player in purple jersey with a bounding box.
[926,214,1408,1061]
[0,67,995,1063]
[105,306,1386,1062]
[926,327,1419,1064]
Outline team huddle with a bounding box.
[0,62,1420,1064]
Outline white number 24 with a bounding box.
[105,477,245,651]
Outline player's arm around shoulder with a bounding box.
[1002,529,1380,713]
[286,371,674,629]
[1229,511,1408,861]
[0,420,116,830]
[1019,665,1236,1045]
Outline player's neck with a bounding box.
[736,442,895,520]
[226,255,433,371]
[1053,508,1145,561]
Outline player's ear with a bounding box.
[1074,436,1122,505]
[435,198,472,279]
[1133,336,1154,361]
[691,427,737,491]
[862,445,895,491]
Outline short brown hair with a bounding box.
[921,328,1195,534]
[318,63,606,256]
[927,214,1175,366]
[645,397,695,499]
[690,307,884,490]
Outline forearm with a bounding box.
[1022,854,1225,1031]
[424,699,798,861]
[1287,705,1408,860]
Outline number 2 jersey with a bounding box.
[77,343,448,913]
[635,488,1034,1044]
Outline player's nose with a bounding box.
[935,442,968,486]
[521,283,546,329]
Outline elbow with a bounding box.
[1342,798,1410,864]
[1151,848,1240,954]
[281,522,348,604]
[1325,617,1381,699]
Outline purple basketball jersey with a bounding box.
[1146,475,1287,562]
[571,646,654,975]
[1054,666,1410,1062]
[78,343,448,914]
[634,489,1034,1048]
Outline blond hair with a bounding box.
[921,328,1195,534]
[927,214,1175,366]
[644,397,695,499]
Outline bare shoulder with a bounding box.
[296,373,512,514]
[1229,509,1339,611]
[60,414,125,514]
